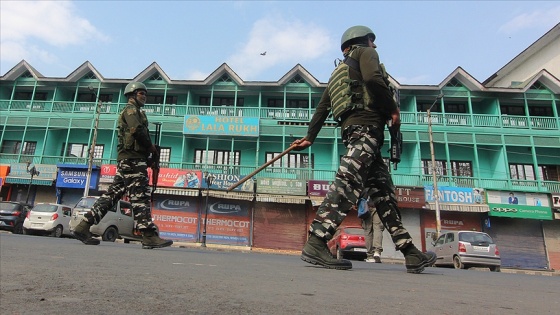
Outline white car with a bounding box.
[23,203,73,237]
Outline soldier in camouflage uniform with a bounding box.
[292,26,436,273]
[72,82,173,249]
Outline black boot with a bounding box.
[301,234,352,270]
[401,244,437,274]
[141,229,173,249]
[72,220,100,245]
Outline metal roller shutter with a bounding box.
[485,217,548,270]
[253,202,307,251]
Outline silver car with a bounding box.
[23,203,73,237]
[429,230,501,272]
[69,196,142,243]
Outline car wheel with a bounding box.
[453,256,464,269]
[102,226,118,242]
[13,222,24,234]
[336,247,343,260]
[51,225,63,238]
[489,266,501,272]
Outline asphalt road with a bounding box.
[1,233,558,315]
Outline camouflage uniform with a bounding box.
[83,98,155,231]
[310,124,412,250]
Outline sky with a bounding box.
[1,1,559,85]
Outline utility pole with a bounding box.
[428,94,443,238]
[84,86,102,197]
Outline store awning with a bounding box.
[203,190,254,201]
[4,176,54,186]
[154,188,199,196]
[426,202,490,213]
[309,196,325,206]
[256,194,309,204]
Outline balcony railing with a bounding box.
[2,100,559,129]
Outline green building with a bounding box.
[1,24,559,271]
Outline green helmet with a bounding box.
[340,25,376,51]
[124,82,147,96]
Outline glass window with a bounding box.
[0,141,37,155]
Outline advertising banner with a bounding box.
[256,178,306,195]
[56,165,99,189]
[148,168,202,188]
[183,115,259,137]
[552,193,560,209]
[396,187,425,208]
[202,173,254,192]
[202,198,251,245]
[152,196,199,240]
[99,164,117,183]
[8,163,57,181]
[308,180,330,196]
[486,191,552,220]
[425,186,485,204]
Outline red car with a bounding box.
[327,226,367,260]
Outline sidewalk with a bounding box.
[169,240,560,277]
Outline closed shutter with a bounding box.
[543,220,560,271]
[34,186,57,204]
[253,202,306,250]
[59,188,84,207]
[485,217,548,269]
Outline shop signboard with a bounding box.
[256,178,306,195]
[183,115,259,137]
[486,191,552,220]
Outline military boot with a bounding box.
[72,220,100,245]
[301,234,352,270]
[402,244,437,274]
[141,229,173,249]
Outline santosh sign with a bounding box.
[183,115,259,137]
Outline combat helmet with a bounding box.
[340,25,376,51]
[124,82,147,97]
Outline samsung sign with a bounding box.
[56,166,99,189]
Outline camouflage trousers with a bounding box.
[84,158,155,231]
[309,125,412,250]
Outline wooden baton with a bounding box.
[227,143,298,191]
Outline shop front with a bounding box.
[5,163,58,204]
[485,190,553,270]
[423,186,489,251]
[546,193,560,270]
[0,164,10,200]
[253,178,308,251]
[56,164,100,206]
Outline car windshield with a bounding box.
[459,232,493,244]
[32,204,58,212]
[0,203,19,211]
[344,228,364,235]
[75,198,97,208]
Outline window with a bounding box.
[267,99,313,108]
[417,102,441,112]
[147,95,178,104]
[199,96,244,107]
[63,143,104,158]
[159,147,171,166]
[0,141,37,155]
[538,165,559,181]
[509,164,535,180]
[528,106,553,117]
[265,152,313,171]
[444,103,466,113]
[500,106,524,115]
[77,93,113,102]
[194,149,241,172]
[422,159,472,177]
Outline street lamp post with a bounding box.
[84,86,102,197]
[201,171,215,248]
[25,161,40,205]
[427,93,443,238]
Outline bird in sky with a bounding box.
[260,51,266,56]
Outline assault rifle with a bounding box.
[149,122,162,203]
[388,86,403,170]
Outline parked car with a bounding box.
[23,203,73,237]
[69,196,143,243]
[0,201,31,234]
[327,226,367,260]
[428,230,501,272]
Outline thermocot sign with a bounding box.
[183,115,259,137]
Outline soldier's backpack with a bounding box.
[328,52,369,122]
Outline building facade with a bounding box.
[1,24,559,270]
